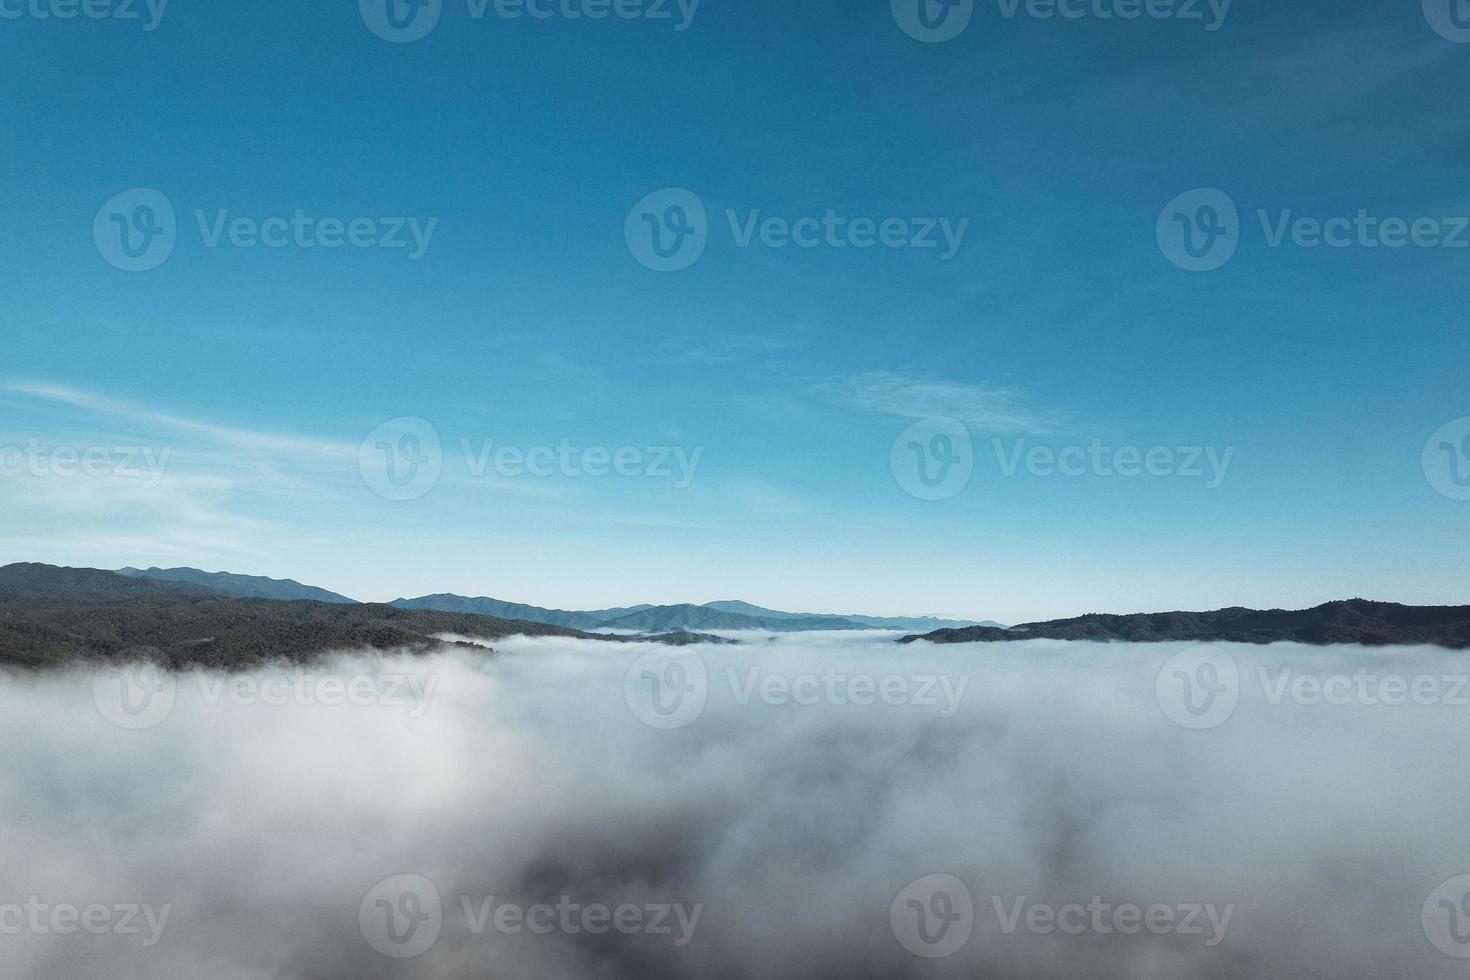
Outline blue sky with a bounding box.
[1,0,1466,621]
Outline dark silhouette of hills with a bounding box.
[390,594,652,630]
[600,603,862,632]
[703,600,997,632]
[117,566,358,604]
[0,563,218,602]
[24,564,991,635]
[0,565,719,669]
[902,600,1470,649]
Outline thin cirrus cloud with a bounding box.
[0,382,366,567]
[0,381,357,460]
[818,371,1057,433]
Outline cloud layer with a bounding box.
[1,635,1467,979]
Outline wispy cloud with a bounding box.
[665,329,805,366]
[818,371,1057,433]
[0,382,355,459]
[0,381,363,568]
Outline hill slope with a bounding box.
[0,563,219,602]
[118,566,358,604]
[703,600,995,632]
[389,595,651,630]
[600,604,865,632]
[0,565,718,668]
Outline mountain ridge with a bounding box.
[389,594,654,630]
[0,565,722,667]
[901,599,1470,649]
[393,595,992,633]
[702,599,1000,631]
[117,566,358,604]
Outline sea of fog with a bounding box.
[2,631,1469,979]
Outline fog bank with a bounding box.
[1,634,1467,979]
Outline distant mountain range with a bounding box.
[11,561,1463,664]
[40,565,994,634]
[702,600,1005,632]
[388,595,655,630]
[0,564,719,668]
[902,600,1470,649]
[391,595,994,633]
